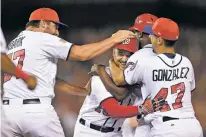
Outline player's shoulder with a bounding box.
[138,44,155,55]
[36,31,60,41]
[128,44,155,61]
[91,75,108,93]
[181,54,192,63]
[22,30,60,42]
[91,76,102,85]
[180,54,193,67]
[91,67,110,83]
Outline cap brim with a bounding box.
[57,22,68,27]
[143,25,154,35]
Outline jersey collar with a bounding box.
[143,44,152,48]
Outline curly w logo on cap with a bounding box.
[115,38,139,53]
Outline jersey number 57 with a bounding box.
[4,49,25,83]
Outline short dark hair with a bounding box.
[25,20,52,29]
[25,20,40,28]
[163,39,177,47]
[153,34,177,47]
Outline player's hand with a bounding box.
[111,30,136,43]
[24,75,37,90]
[88,64,105,76]
[139,96,165,115]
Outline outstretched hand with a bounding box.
[111,30,136,43]
[139,96,166,116]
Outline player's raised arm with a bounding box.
[68,30,135,61]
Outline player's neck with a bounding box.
[141,39,151,48]
[157,46,175,54]
[26,27,43,32]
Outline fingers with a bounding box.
[152,97,166,112]
[112,30,136,43]
[88,64,102,76]
[27,76,37,90]
[152,97,165,105]
[142,104,154,115]
[128,31,136,39]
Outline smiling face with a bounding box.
[113,48,133,70]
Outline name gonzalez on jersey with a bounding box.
[153,67,189,81]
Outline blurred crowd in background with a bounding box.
[1,0,206,137]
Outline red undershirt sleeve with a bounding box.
[101,97,140,118]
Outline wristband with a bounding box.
[14,68,29,80]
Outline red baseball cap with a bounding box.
[115,38,138,53]
[152,18,179,41]
[29,8,67,27]
[130,13,158,35]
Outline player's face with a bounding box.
[43,21,59,36]
[113,48,133,70]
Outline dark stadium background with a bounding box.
[2,0,206,136]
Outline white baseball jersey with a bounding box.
[3,30,72,99]
[126,44,156,137]
[129,44,156,105]
[79,67,137,128]
[125,53,195,118]
[0,27,7,53]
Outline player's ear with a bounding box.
[113,48,116,57]
[138,32,143,38]
[157,37,163,46]
[39,20,47,29]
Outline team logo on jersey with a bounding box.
[122,38,130,45]
[126,60,138,71]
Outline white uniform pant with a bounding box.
[134,125,151,137]
[2,99,65,137]
[122,119,135,137]
[134,118,151,137]
[1,105,13,137]
[150,117,203,137]
[73,119,122,137]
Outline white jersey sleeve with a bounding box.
[91,76,113,103]
[124,54,148,85]
[0,28,7,53]
[40,33,73,60]
[187,58,195,91]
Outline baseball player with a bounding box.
[73,38,164,137]
[2,7,135,137]
[93,13,158,137]
[0,27,37,137]
[109,18,204,137]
